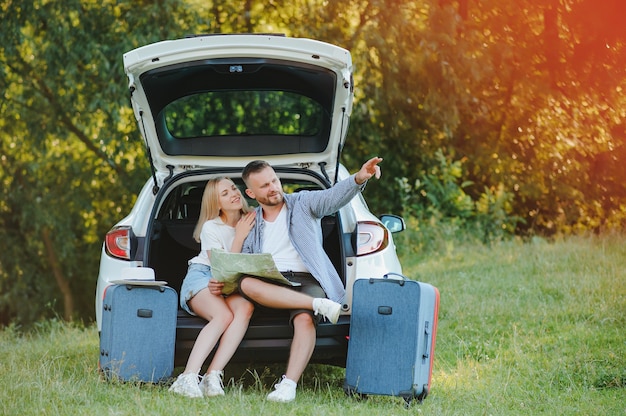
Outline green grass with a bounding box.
[1,235,625,415]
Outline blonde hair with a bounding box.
[192,177,252,243]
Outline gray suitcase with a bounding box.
[344,273,439,405]
[99,283,177,382]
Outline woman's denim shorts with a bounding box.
[179,263,212,315]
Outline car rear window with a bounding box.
[140,58,336,157]
[164,90,324,138]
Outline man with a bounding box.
[239,156,383,402]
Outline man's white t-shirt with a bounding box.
[262,205,308,272]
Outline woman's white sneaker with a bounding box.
[168,373,203,398]
[199,370,225,397]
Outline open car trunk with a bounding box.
[143,169,351,367]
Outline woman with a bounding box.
[169,177,256,398]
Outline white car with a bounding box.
[95,34,405,367]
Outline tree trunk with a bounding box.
[42,227,74,320]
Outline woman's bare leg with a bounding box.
[182,288,234,374]
[206,294,254,372]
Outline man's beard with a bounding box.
[257,191,284,206]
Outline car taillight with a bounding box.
[356,221,389,256]
[105,226,132,260]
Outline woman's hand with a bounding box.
[234,211,256,241]
[208,279,225,295]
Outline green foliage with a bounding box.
[414,149,475,219]
[395,148,521,244]
[166,90,322,137]
[0,0,206,326]
[341,0,626,236]
[473,183,523,242]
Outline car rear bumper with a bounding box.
[175,309,350,368]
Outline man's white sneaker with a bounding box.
[199,370,225,397]
[168,373,203,398]
[312,298,341,324]
[266,375,297,403]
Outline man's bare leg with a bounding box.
[239,277,315,309]
[284,313,316,382]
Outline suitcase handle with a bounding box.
[367,272,406,286]
[383,272,405,279]
[125,284,166,292]
[422,321,432,360]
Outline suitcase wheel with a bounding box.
[403,396,413,408]
[416,384,429,402]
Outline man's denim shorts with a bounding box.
[179,262,212,315]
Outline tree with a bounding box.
[328,0,626,234]
[0,0,205,325]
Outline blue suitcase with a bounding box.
[99,283,177,382]
[344,273,440,404]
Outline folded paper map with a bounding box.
[210,249,299,295]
